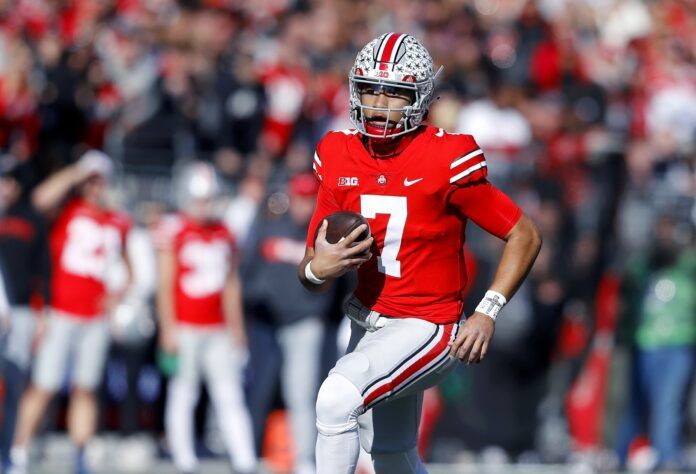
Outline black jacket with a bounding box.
[0,201,51,306]
[242,211,332,326]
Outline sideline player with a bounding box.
[9,150,132,474]
[298,33,542,473]
[155,162,257,474]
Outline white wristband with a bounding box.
[304,261,326,285]
[475,290,507,321]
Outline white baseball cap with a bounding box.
[77,150,114,178]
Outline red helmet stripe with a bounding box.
[378,32,403,64]
[388,33,408,64]
[376,33,394,63]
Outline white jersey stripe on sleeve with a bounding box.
[312,163,323,181]
[450,148,483,169]
[312,162,323,181]
[449,162,487,183]
[314,152,322,167]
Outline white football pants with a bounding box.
[316,313,459,474]
[165,325,256,473]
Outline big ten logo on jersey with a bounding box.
[61,216,122,281]
[179,239,229,298]
[338,177,359,187]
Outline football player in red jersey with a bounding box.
[297,33,542,473]
[9,151,132,474]
[155,162,256,474]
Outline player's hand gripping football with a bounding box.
[449,312,495,365]
[311,220,374,279]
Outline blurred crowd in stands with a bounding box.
[0,0,695,472]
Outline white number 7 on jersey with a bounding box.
[360,195,407,278]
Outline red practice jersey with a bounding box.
[50,198,131,317]
[307,126,522,324]
[155,214,235,326]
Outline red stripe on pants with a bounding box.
[363,324,453,408]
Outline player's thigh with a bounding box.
[73,317,110,390]
[358,391,423,454]
[175,325,205,386]
[201,330,242,389]
[331,317,456,410]
[32,311,77,391]
[395,350,458,400]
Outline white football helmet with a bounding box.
[349,33,443,139]
[174,161,221,219]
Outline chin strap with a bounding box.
[362,126,420,158]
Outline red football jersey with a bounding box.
[50,198,131,317]
[306,126,522,324]
[154,214,235,326]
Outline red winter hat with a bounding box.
[289,172,319,197]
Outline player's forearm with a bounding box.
[156,286,176,330]
[155,251,177,330]
[488,214,542,300]
[298,254,333,293]
[32,165,84,213]
[223,274,247,346]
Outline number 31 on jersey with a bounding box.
[360,195,406,278]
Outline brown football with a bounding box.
[316,211,371,245]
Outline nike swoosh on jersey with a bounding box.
[403,177,423,187]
